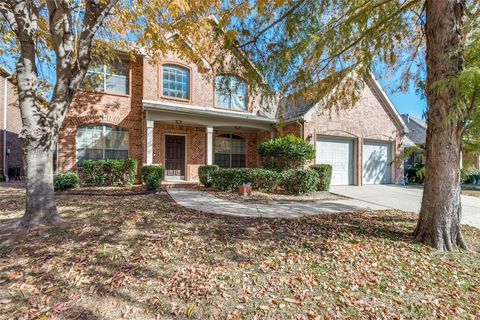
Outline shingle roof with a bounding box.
[277,70,350,120]
[401,114,426,144]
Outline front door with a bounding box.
[165,135,186,179]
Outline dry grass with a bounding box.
[205,188,345,204]
[0,183,479,319]
[462,184,480,198]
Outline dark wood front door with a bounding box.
[165,135,186,178]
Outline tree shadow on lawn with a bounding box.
[1,188,479,319]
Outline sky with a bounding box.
[1,55,427,120]
[379,77,427,120]
[375,63,427,120]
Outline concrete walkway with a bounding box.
[167,188,385,218]
[331,185,480,228]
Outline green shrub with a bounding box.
[461,166,479,183]
[82,158,138,186]
[141,165,165,190]
[310,164,333,191]
[249,168,282,192]
[281,169,318,195]
[0,173,5,182]
[198,165,219,187]
[54,171,80,191]
[257,135,315,171]
[211,168,253,192]
[405,163,425,183]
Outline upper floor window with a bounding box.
[215,75,247,111]
[76,125,129,166]
[162,64,190,100]
[84,60,130,95]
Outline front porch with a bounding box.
[144,100,276,181]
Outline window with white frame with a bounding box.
[215,75,247,111]
[214,134,246,168]
[83,60,130,94]
[76,125,129,166]
[162,64,190,99]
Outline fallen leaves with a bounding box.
[0,184,479,319]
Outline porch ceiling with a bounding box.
[143,99,276,131]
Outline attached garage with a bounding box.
[316,136,355,185]
[362,140,393,184]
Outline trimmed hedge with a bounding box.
[198,165,219,187]
[310,164,333,191]
[211,168,252,192]
[281,169,318,195]
[249,168,282,192]
[54,171,80,191]
[210,167,318,194]
[82,158,138,186]
[258,135,315,171]
[141,165,165,190]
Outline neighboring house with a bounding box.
[401,113,480,170]
[400,114,426,168]
[57,51,407,185]
[0,66,23,180]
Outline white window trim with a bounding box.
[214,134,247,168]
[76,125,129,166]
[215,75,247,111]
[85,62,129,95]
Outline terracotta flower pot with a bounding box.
[238,185,252,197]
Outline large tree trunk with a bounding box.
[20,145,62,227]
[414,0,467,250]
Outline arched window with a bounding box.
[162,64,190,99]
[76,125,129,166]
[215,75,247,111]
[215,134,246,168]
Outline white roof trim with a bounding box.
[367,72,408,133]
[143,99,277,123]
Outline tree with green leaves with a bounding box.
[1,0,479,252]
[0,0,265,228]
[230,0,479,250]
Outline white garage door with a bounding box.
[316,136,354,185]
[362,140,392,184]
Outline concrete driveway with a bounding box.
[331,185,480,228]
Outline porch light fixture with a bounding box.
[306,133,313,141]
[176,120,182,124]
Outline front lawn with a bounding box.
[462,184,480,197]
[0,183,479,319]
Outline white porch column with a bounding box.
[206,125,214,165]
[146,119,154,165]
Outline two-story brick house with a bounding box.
[57,51,407,185]
[58,52,276,181]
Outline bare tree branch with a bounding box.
[238,0,307,48]
[70,0,118,90]
[0,0,18,32]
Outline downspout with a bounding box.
[3,75,12,181]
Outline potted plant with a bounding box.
[238,182,252,197]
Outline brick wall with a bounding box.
[58,58,145,172]
[302,80,404,184]
[143,52,265,114]
[0,72,24,178]
[152,123,206,181]
[151,125,270,181]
